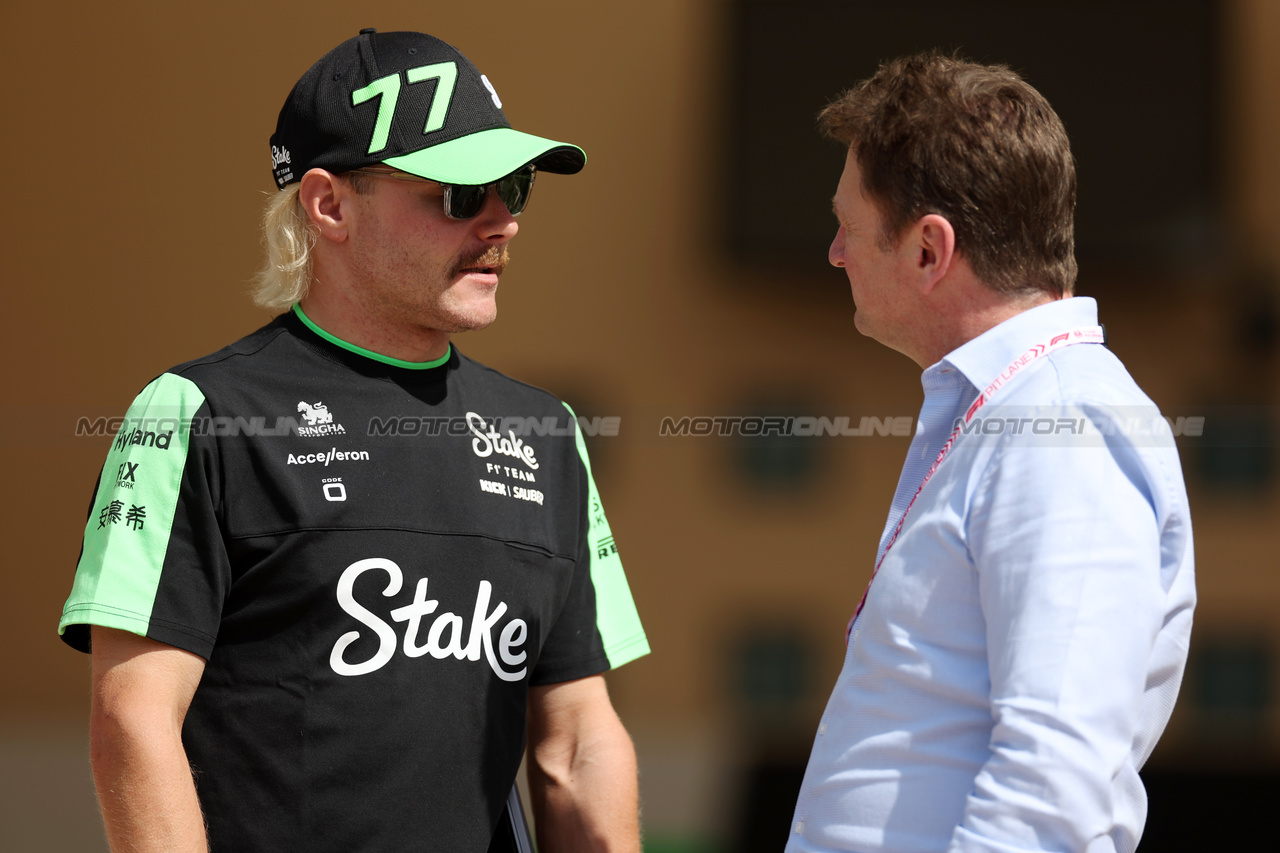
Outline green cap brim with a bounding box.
[383,127,586,184]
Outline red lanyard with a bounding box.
[847,326,1106,638]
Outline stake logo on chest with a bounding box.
[329,558,528,682]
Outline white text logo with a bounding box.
[467,412,539,470]
[329,558,528,682]
[480,75,502,108]
[296,401,347,437]
[287,448,369,466]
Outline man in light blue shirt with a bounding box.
[788,53,1195,853]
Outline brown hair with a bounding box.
[819,51,1077,297]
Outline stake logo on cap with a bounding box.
[269,29,585,189]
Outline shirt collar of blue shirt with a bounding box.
[929,296,1100,394]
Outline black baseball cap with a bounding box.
[269,29,586,189]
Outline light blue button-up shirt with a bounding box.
[789,297,1196,853]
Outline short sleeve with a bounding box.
[59,373,230,658]
[528,403,648,684]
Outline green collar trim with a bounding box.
[292,304,451,370]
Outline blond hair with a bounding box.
[252,174,378,311]
[252,184,316,311]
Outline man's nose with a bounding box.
[828,227,846,268]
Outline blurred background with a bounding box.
[3,0,1278,850]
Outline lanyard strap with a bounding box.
[847,325,1106,637]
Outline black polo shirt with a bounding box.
[61,307,648,852]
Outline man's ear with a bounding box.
[912,213,957,295]
[298,169,353,244]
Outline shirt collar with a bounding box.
[935,296,1099,392]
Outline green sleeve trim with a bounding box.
[59,604,151,638]
[60,374,206,639]
[292,303,451,369]
[562,401,650,668]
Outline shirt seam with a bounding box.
[225,524,574,561]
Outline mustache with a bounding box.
[453,245,510,277]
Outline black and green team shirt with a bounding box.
[60,306,648,853]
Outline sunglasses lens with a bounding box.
[443,167,536,220]
[445,185,488,220]
[496,168,535,216]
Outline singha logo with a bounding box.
[298,401,334,426]
[295,401,345,437]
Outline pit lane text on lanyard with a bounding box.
[847,325,1107,640]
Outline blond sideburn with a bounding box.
[252,174,380,311]
[252,185,315,311]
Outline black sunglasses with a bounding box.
[346,165,537,220]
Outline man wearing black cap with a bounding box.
[59,30,648,853]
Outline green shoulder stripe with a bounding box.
[562,401,650,668]
[60,373,206,639]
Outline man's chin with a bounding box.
[437,303,498,334]
[452,317,497,334]
[852,309,871,337]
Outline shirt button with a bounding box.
[818,722,827,735]
[795,821,805,834]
